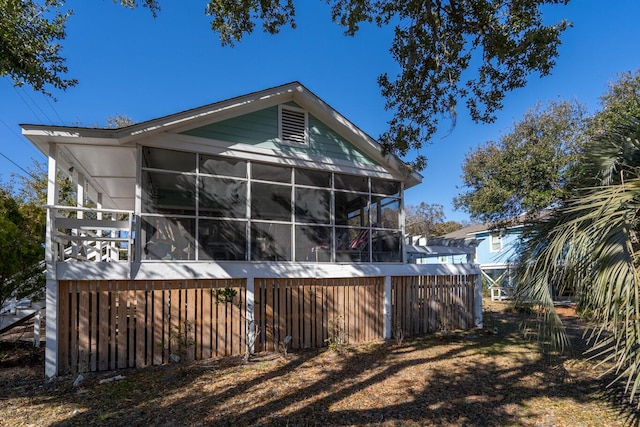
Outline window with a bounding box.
[490,232,503,252]
[139,147,403,263]
[279,105,308,145]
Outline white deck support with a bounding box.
[45,143,59,378]
[245,276,255,355]
[71,170,85,259]
[96,193,103,260]
[33,309,42,348]
[134,145,142,263]
[383,275,392,339]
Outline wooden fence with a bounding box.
[392,275,476,336]
[58,279,246,373]
[254,277,384,352]
[56,274,476,374]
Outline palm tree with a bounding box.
[515,113,640,404]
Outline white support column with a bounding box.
[45,142,59,378]
[33,309,42,348]
[71,170,85,259]
[96,193,103,261]
[134,145,142,263]
[383,275,392,339]
[245,277,256,356]
[399,182,407,264]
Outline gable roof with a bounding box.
[21,82,422,210]
[443,210,553,239]
[442,223,489,239]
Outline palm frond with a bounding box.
[516,113,640,404]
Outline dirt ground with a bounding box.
[0,299,638,426]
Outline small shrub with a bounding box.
[325,316,347,353]
[215,287,237,304]
[163,319,195,366]
[276,335,292,359]
[393,321,404,346]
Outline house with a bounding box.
[21,82,481,377]
[405,235,478,265]
[440,221,525,300]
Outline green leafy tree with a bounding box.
[0,0,158,97]
[1,0,571,169]
[206,0,570,169]
[433,220,464,236]
[590,69,640,135]
[454,99,588,223]
[405,202,462,237]
[514,70,640,404]
[0,188,45,307]
[0,0,74,97]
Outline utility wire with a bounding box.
[42,94,66,125]
[20,87,54,124]
[0,118,42,158]
[0,150,38,180]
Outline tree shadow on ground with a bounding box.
[2,303,638,426]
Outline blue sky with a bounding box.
[1,1,639,222]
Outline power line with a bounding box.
[20,87,54,124]
[0,150,37,180]
[42,93,66,125]
[0,118,42,158]
[10,84,44,123]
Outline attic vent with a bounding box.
[279,106,308,145]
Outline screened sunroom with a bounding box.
[140,146,403,263]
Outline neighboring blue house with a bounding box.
[407,220,525,300]
[443,221,525,300]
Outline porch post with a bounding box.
[383,275,392,339]
[245,276,256,355]
[134,145,142,263]
[96,193,103,261]
[75,171,85,213]
[400,182,406,263]
[45,142,59,378]
[71,170,85,259]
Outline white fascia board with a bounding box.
[21,126,121,157]
[406,245,476,255]
[22,84,301,148]
[116,84,300,143]
[56,261,480,281]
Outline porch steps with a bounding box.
[0,300,45,335]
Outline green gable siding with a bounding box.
[183,107,279,146]
[181,106,377,166]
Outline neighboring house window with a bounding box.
[490,232,503,252]
[279,105,308,145]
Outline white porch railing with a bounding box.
[49,205,134,263]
